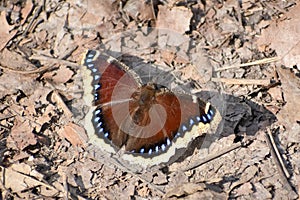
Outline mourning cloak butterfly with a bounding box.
[82,50,220,167]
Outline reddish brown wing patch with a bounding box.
[125,87,182,152]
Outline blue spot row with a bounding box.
[84,52,103,102]
[86,52,109,141]
[174,107,215,140]
[137,137,172,155]
[93,108,110,140]
[84,51,100,77]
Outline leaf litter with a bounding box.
[0,0,299,199]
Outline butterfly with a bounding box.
[81,50,219,167]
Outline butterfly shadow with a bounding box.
[168,90,277,168]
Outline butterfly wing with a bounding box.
[83,50,216,157]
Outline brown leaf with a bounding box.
[50,91,73,118]
[68,0,118,39]
[257,4,300,68]
[11,151,30,162]
[7,118,37,150]
[43,66,74,84]
[268,86,283,102]
[157,6,192,34]
[20,0,34,25]
[35,104,55,132]
[0,72,21,98]
[136,184,150,197]
[0,166,59,196]
[11,163,44,181]
[0,48,36,70]
[252,182,272,199]
[58,123,88,147]
[0,12,18,50]
[0,70,40,100]
[234,182,253,196]
[277,67,300,142]
[153,171,168,185]
[122,180,136,197]
[166,183,206,197]
[123,0,154,21]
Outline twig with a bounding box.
[265,128,296,194]
[62,173,69,200]
[22,5,43,36]
[150,0,157,21]
[58,45,78,60]
[30,54,79,68]
[0,64,56,74]
[267,129,290,178]
[236,0,244,32]
[0,54,79,74]
[215,57,280,72]
[0,124,10,131]
[178,139,251,172]
[51,90,73,119]
[0,167,13,198]
[246,81,280,97]
[211,78,270,86]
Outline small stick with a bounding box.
[0,124,10,131]
[22,5,43,36]
[62,173,69,200]
[266,128,290,178]
[211,78,270,86]
[0,64,55,74]
[265,128,296,194]
[215,57,280,72]
[0,167,13,198]
[30,55,79,68]
[0,54,78,74]
[179,140,248,172]
[51,90,73,119]
[150,0,157,21]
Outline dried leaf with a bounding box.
[43,66,74,84]
[166,183,206,197]
[67,0,118,38]
[11,163,44,181]
[234,182,253,196]
[58,123,88,147]
[123,0,154,21]
[252,182,272,199]
[0,12,17,50]
[153,171,168,185]
[0,48,36,70]
[277,67,300,142]
[157,6,192,34]
[21,0,34,25]
[7,118,37,150]
[257,4,300,68]
[0,166,59,196]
